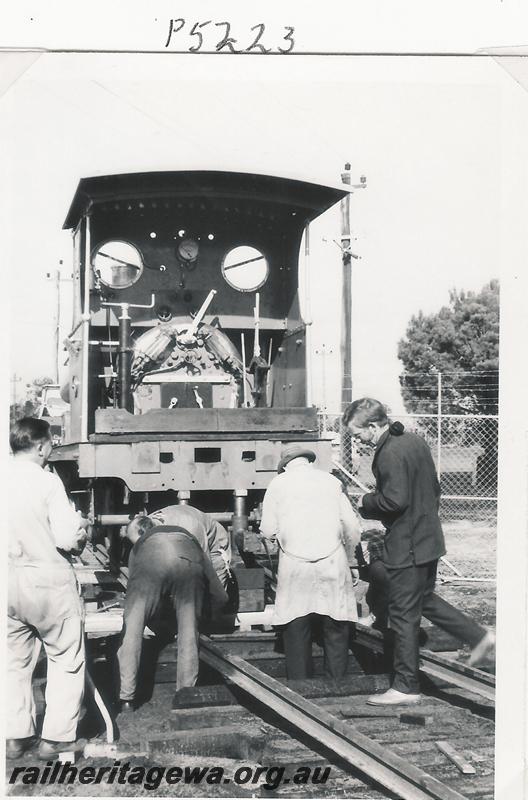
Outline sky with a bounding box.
[2,53,507,413]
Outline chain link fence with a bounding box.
[319,411,498,525]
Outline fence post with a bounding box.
[437,372,442,479]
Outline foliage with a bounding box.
[398,280,499,415]
[9,376,55,426]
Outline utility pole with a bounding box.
[339,165,366,411]
[437,371,442,479]
[53,268,60,384]
[11,373,22,407]
[303,223,313,407]
[319,169,366,414]
[46,260,70,384]
[340,164,353,411]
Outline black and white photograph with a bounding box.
[2,12,527,799]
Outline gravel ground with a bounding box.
[436,518,497,629]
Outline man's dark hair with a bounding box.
[128,515,155,538]
[343,398,389,428]
[10,417,51,454]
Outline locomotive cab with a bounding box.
[54,171,349,574]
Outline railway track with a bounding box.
[198,636,468,800]
[101,624,494,800]
[24,543,494,800]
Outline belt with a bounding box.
[277,539,343,563]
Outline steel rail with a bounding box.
[354,625,495,703]
[199,636,466,800]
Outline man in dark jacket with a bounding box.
[117,516,228,709]
[344,398,494,705]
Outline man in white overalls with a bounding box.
[260,444,361,679]
[7,418,89,760]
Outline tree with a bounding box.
[9,376,55,426]
[398,280,499,415]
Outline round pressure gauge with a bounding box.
[177,238,199,263]
[222,245,269,292]
[92,240,144,289]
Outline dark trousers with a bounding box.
[386,560,485,693]
[369,558,485,644]
[283,614,349,680]
[118,548,205,699]
[366,560,391,629]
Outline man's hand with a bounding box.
[70,530,88,556]
[76,512,91,531]
[71,514,92,555]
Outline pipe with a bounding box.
[96,511,256,526]
[240,332,248,407]
[97,514,132,526]
[85,670,115,744]
[117,305,133,411]
[177,491,190,505]
[187,289,217,336]
[72,223,82,327]
[232,490,249,560]
[80,214,91,441]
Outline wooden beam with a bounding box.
[170,674,390,704]
[94,407,318,435]
[435,741,477,775]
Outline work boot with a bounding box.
[468,630,495,667]
[367,688,422,706]
[6,737,36,759]
[38,740,77,760]
[118,700,135,715]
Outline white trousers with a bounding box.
[7,562,85,742]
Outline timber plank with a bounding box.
[171,674,391,706]
[170,706,260,731]
[95,407,318,434]
[157,647,366,678]
[146,725,268,761]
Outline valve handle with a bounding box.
[101,294,156,317]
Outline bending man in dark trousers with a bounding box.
[344,398,494,706]
[117,516,228,708]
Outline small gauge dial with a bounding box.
[177,238,200,263]
[92,240,144,289]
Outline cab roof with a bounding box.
[63,170,350,230]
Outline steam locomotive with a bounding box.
[51,170,349,564]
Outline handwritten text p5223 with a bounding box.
[164,19,295,54]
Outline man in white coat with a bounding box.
[7,418,89,760]
[260,443,361,680]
